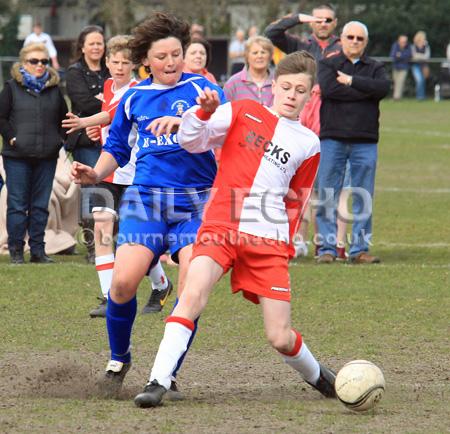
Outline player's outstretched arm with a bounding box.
[178,89,231,154]
[62,111,111,134]
[71,152,119,185]
[146,116,181,137]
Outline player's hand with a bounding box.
[86,125,101,141]
[196,87,220,113]
[298,14,327,23]
[62,112,85,134]
[146,116,181,136]
[71,161,98,185]
[337,70,352,86]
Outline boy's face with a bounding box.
[142,37,184,86]
[271,73,312,120]
[106,51,134,88]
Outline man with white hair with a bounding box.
[316,21,390,264]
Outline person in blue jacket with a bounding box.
[71,12,225,400]
[390,35,412,100]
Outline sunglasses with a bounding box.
[26,58,50,66]
[345,35,365,42]
[315,17,334,23]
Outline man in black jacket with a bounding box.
[316,21,390,264]
[264,4,341,61]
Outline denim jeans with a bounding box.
[411,64,426,100]
[72,146,101,167]
[316,139,378,258]
[3,157,57,255]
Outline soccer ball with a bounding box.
[335,360,385,412]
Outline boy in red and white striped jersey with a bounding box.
[63,36,171,318]
[134,51,337,407]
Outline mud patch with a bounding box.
[0,351,109,400]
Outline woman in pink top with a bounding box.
[183,37,217,84]
[223,35,274,105]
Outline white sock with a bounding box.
[281,332,320,384]
[95,254,115,298]
[148,260,168,291]
[150,319,193,390]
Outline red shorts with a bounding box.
[192,225,291,304]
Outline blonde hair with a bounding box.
[244,36,274,63]
[106,35,132,60]
[19,43,49,63]
[413,31,427,46]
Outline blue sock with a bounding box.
[171,297,199,378]
[106,295,137,363]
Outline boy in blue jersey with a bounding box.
[71,12,225,399]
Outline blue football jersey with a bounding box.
[103,73,226,189]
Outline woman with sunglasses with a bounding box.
[65,25,109,263]
[0,43,68,264]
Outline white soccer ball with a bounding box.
[335,360,385,412]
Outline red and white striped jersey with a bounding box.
[101,78,139,185]
[178,99,320,255]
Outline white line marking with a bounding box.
[382,127,450,138]
[377,187,450,193]
[377,242,450,248]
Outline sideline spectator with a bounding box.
[411,31,430,100]
[316,21,390,264]
[229,29,246,75]
[390,35,412,100]
[264,5,341,61]
[0,43,68,264]
[0,150,80,256]
[23,21,60,70]
[223,35,274,105]
[248,25,259,38]
[190,23,205,39]
[183,38,217,83]
[65,25,109,263]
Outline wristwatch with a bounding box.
[10,137,16,146]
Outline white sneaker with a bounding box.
[294,240,309,258]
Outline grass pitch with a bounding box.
[0,100,449,433]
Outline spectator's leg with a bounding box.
[348,143,378,257]
[28,159,57,256]
[3,157,31,257]
[411,65,425,100]
[315,139,348,257]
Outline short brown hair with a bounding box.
[106,35,132,60]
[274,51,316,85]
[312,3,336,17]
[72,25,105,63]
[130,12,190,66]
[185,37,212,68]
[19,43,48,64]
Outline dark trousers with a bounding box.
[3,156,57,255]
